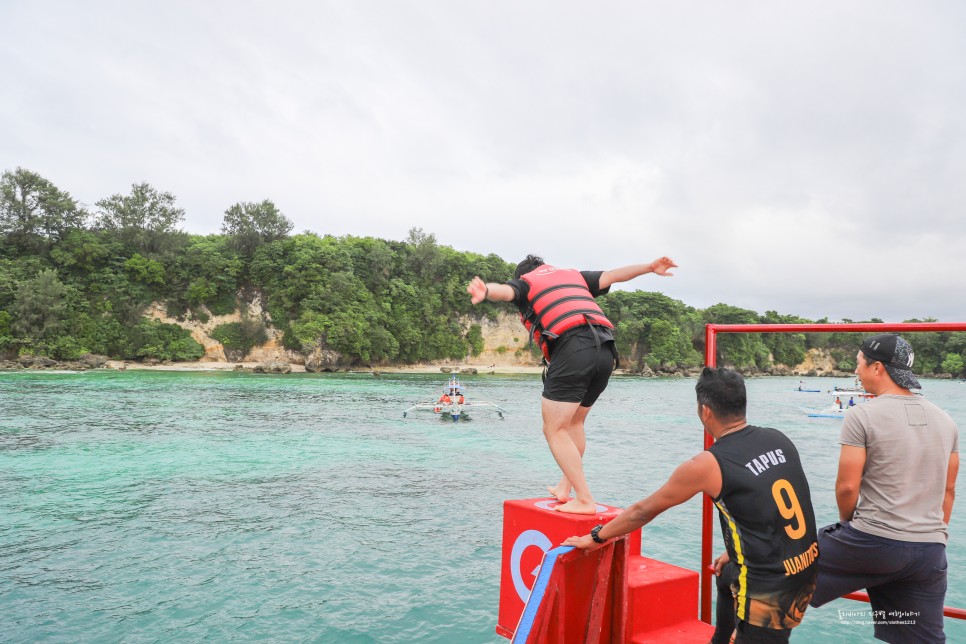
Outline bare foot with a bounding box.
[547,485,571,503]
[554,499,597,514]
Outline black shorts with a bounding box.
[542,328,616,406]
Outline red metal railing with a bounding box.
[842,591,966,621]
[701,321,966,624]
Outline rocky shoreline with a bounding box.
[0,354,851,379]
[2,353,955,380]
[1,354,111,371]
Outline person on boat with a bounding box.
[563,367,818,642]
[835,396,842,409]
[466,254,676,514]
[810,334,959,643]
[848,396,855,407]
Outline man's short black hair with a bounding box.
[695,367,747,421]
[514,254,545,279]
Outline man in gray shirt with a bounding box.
[810,334,959,643]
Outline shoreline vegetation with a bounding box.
[1,351,957,380]
[3,167,966,380]
[0,354,864,379]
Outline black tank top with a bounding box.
[709,425,818,627]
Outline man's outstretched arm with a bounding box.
[599,257,677,290]
[563,450,719,549]
[467,276,515,305]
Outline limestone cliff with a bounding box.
[145,299,534,367]
[146,296,300,364]
[146,301,839,374]
[460,313,542,367]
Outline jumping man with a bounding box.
[467,254,676,514]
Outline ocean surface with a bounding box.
[2,370,964,643]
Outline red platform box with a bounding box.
[496,498,641,639]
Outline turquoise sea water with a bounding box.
[2,370,964,643]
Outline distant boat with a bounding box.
[403,376,506,421]
[803,382,875,419]
[829,377,866,395]
[803,403,853,419]
[794,380,820,393]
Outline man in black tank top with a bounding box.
[564,367,818,642]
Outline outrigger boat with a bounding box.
[794,380,820,393]
[830,376,867,395]
[802,381,876,418]
[403,376,507,421]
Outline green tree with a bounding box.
[941,353,965,377]
[0,310,13,354]
[702,304,769,368]
[94,182,185,253]
[0,168,87,252]
[405,227,440,282]
[0,255,50,309]
[905,323,945,376]
[760,311,809,367]
[211,316,269,361]
[467,324,485,357]
[125,319,204,361]
[221,199,293,255]
[12,269,67,343]
[599,290,702,369]
[167,236,242,316]
[83,315,127,357]
[50,229,116,274]
[124,253,166,286]
[385,278,424,362]
[344,235,395,295]
[648,319,699,368]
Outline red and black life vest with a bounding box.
[520,265,614,361]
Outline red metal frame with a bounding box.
[842,591,966,621]
[701,321,966,624]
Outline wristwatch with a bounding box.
[590,524,607,544]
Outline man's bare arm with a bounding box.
[467,276,515,304]
[598,257,677,290]
[944,452,959,525]
[836,445,866,521]
[563,451,719,548]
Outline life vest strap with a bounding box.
[542,308,612,335]
[529,283,588,308]
[533,294,598,329]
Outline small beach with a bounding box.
[103,360,547,376]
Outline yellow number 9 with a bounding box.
[772,479,806,539]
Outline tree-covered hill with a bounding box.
[2,166,964,377]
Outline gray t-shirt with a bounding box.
[841,394,959,543]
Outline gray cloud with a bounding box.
[2,1,964,322]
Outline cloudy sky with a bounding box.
[3,1,964,322]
